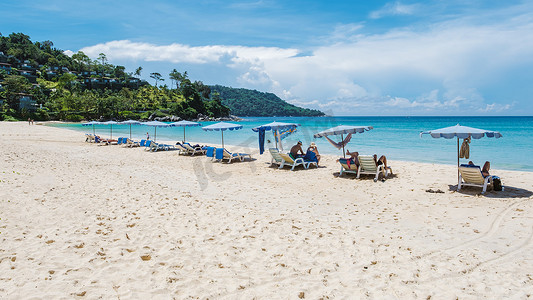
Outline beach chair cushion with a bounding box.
[206,147,216,159]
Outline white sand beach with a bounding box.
[0,121,532,299]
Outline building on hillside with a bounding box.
[18,69,38,84]
[16,93,38,111]
[0,62,11,74]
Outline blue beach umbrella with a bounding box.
[142,121,175,142]
[100,120,118,139]
[120,120,141,139]
[313,125,374,157]
[82,120,100,135]
[420,124,503,185]
[252,121,299,153]
[202,122,243,148]
[170,120,201,143]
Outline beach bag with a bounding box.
[493,176,502,191]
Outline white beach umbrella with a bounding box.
[100,120,119,138]
[170,120,201,143]
[120,120,141,139]
[202,122,243,148]
[252,121,299,153]
[420,124,502,186]
[142,121,175,142]
[82,120,100,135]
[313,125,374,157]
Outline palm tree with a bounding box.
[150,72,164,87]
[134,66,142,78]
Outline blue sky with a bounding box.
[1,0,533,116]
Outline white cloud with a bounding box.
[369,2,419,19]
[77,3,533,115]
[80,40,298,65]
[478,103,513,113]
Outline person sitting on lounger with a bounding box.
[373,154,392,175]
[290,141,305,158]
[468,160,491,177]
[305,142,321,165]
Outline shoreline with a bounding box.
[41,120,533,173]
[1,121,532,298]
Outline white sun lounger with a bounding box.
[278,153,316,171]
[269,148,285,167]
[357,155,392,181]
[458,166,494,194]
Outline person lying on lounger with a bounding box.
[340,150,360,169]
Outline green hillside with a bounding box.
[209,85,324,117]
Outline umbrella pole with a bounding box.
[275,130,278,149]
[341,134,346,158]
[221,131,224,148]
[154,127,157,142]
[110,125,113,139]
[183,127,186,143]
[93,125,95,136]
[129,124,132,139]
[457,136,460,187]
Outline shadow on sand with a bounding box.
[447,184,533,198]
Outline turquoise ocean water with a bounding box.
[50,116,533,171]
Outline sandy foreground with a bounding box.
[0,122,532,299]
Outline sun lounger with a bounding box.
[183,143,207,156]
[458,165,495,194]
[278,153,317,171]
[143,140,153,151]
[125,138,140,147]
[85,134,95,143]
[338,158,358,176]
[175,143,189,155]
[95,136,118,145]
[269,148,284,167]
[148,141,176,152]
[357,155,392,181]
[214,148,252,163]
[224,148,251,162]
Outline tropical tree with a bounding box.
[98,53,107,65]
[72,51,91,71]
[150,72,164,87]
[169,69,187,89]
[134,66,142,78]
